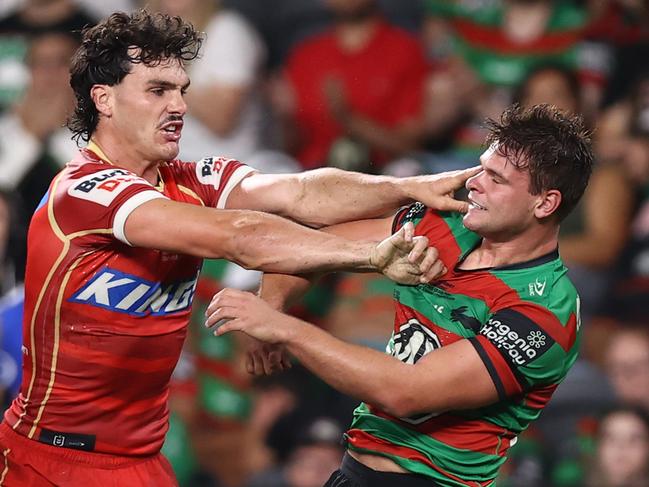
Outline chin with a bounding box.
[462,213,478,231]
[159,145,180,161]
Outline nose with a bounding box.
[465,170,483,192]
[168,89,187,116]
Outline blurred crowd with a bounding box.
[0,0,649,486]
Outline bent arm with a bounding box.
[282,320,498,416]
[211,295,498,416]
[124,198,377,274]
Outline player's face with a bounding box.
[463,145,540,240]
[109,58,189,162]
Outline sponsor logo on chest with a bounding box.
[70,267,198,316]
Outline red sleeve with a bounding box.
[166,156,255,209]
[53,165,167,245]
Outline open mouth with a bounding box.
[160,121,183,141]
[468,197,486,210]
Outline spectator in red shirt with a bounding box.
[273,0,429,171]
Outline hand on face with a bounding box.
[205,289,298,346]
[406,166,482,213]
[371,221,446,285]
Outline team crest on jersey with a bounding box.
[68,169,147,206]
[392,318,442,365]
[70,267,198,316]
[390,318,442,425]
[197,156,234,190]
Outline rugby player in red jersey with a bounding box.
[0,10,478,487]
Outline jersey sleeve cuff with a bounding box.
[113,191,168,246]
[468,336,509,402]
[216,165,255,209]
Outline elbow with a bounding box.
[213,212,267,269]
[375,386,420,419]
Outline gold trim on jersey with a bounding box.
[15,171,118,433]
[13,174,67,430]
[28,254,85,439]
[86,140,114,165]
[0,448,10,485]
[177,185,205,206]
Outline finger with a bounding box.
[205,305,238,328]
[403,221,414,243]
[439,196,470,214]
[245,353,255,374]
[268,349,284,371]
[280,354,292,370]
[214,318,242,336]
[449,165,481,188]
[420,260,447,283]
[389,222,414,251]
[434,166,482,194]
[416,246,440,274]
[252,351,266,376]
[408,235,429,264]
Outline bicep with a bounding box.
[406,339,499,414]
[225,172,300,216]
[123,198,234,258]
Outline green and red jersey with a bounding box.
[426,0,593,87]
[346,204,581,487]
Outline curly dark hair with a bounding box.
[484,104,593,221]
[67,10,203,143]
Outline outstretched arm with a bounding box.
[226,166,479,228]
[124,199,435,283]
[206,290,498,416]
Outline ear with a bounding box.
[534,189,562,219]
[90,84,113,117]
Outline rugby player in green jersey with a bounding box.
[207,104,593,487]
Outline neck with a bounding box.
[462,225,559,270]
[335,16,379,53]
[90,131,161,186]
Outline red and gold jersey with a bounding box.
[4,145,253,456]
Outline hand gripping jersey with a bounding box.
[4,146,253,456]
[346,203,581,487]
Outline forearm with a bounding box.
[259,217,393,310]
[126,201,378,275]
[292,168,413,227]
[221,210,376,274]
[259,272,314,311]
[283,317,410,415]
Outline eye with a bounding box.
[150,88,164,96]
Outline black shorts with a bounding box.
[323,452,437,487]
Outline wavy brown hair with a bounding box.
[67,10,203,143]
[485,104,594,221]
